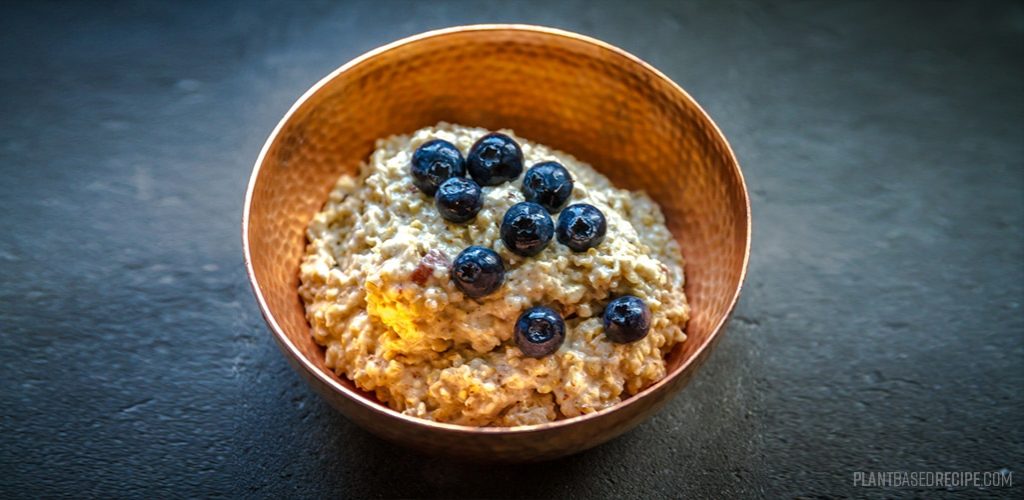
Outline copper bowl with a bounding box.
[243,25,750,462]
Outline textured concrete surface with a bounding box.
[1,1,1022,497]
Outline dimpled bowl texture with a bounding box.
[243,25,750,462]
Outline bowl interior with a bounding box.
[245,26,748,427]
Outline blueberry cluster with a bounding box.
[411,132,649,358]
[411,133,525,223]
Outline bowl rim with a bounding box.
[242,23,751,435]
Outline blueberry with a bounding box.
[514,306,566,358]
[451,246,505,298]
[411,139,465,196]
[522,161,574,213]
[500,202,554,257]
[556,203,607,252]
[435,177,483,223]
[466,133,523,186]
[603,295,651,343]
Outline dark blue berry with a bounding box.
[603,295,651,343]
[435,177,483,223]
[451,246,505,299]
[500,202,554,257]
[466,133,523,186]
[556,203,607,252]
[522,161,574,213]
[514,306,566,358]
[411,139,465,196]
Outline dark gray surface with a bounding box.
[1,0,1022,497]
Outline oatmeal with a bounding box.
[298,123,689,426]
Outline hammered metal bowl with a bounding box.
[243,25,750,462]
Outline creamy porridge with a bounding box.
[298,123,689,426]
